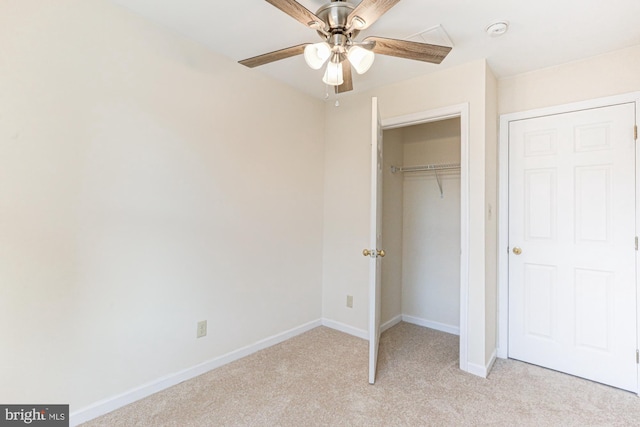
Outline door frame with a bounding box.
[497,91,640,363]
[381,102,471,372]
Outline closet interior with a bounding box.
[381,117,462,336]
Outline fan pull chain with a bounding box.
[323,84,339,107]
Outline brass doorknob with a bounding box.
[363,249,385,257]
[512,247,522,255]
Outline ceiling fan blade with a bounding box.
[364,36,452,64]
[265,0,323,28]
[335,61,353,94]
[239,44,308,68]
[348,0,401,30]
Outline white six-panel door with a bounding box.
[508,103,638,392]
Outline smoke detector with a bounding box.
[486,21,509,37]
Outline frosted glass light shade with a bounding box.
[347,45,375,74]
[304,42,331,70]
[322,61,343,86]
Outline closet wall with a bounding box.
[381,128,404,323]
[382,118,461,333]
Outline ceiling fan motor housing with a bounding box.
[315,0,359,40]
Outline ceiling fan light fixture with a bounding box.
[322,59,343,86]
[304,42,331,70]
[347,45,375,74]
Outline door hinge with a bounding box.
[636,349,639,364]
[635,125,638,141]
[635,236,638,251]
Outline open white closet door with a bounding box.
[367,97,384,384]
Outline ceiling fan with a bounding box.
[238,0,452,94]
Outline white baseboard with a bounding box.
[70,319,322,426]
[321,318,368,340]
[380,315,402,333]
[466,349,497,379]
[402,315,460,336]
[486,349,497,374]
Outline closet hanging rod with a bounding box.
[390,163,460,174]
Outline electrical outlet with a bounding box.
[197,320,207,338]
[346,295,353,308]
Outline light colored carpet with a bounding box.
[82,322,640,426]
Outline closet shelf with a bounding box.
[390,162,460,174]
[390,162,461,198]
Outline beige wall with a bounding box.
[401,120,461,329]
[323,59,498,370]
[381,129,404,324]
[0,0,325,412]
[321,98,372,331]
[484,63,499,362]
[499,44,640,114]
[403,119,461,164]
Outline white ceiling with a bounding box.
[110,0,640,99]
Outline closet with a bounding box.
[381,118,461,335]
